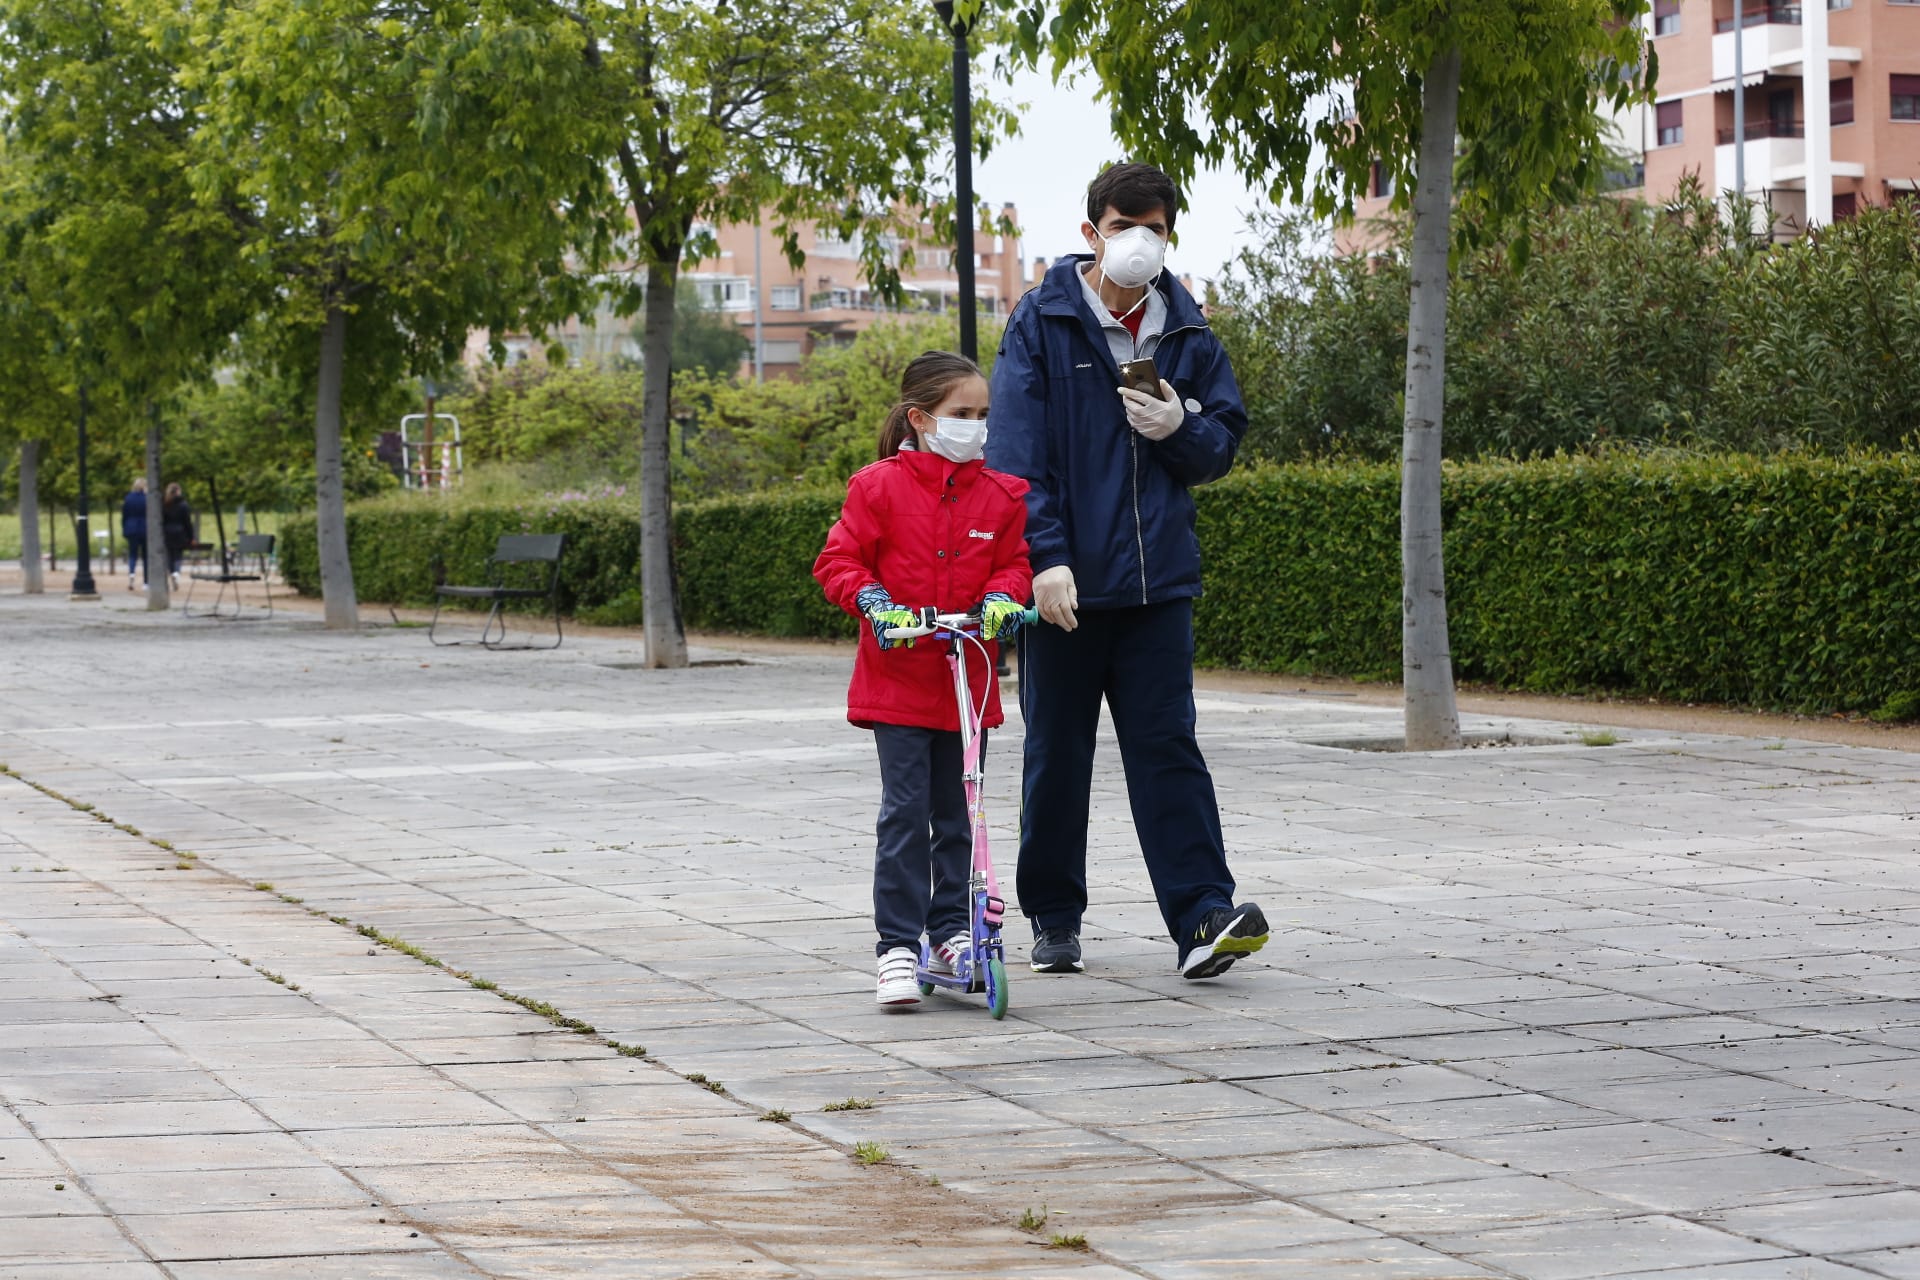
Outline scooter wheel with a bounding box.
[918,980,935,996]
[987,958,1008,1019]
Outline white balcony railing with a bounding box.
[1715,133,1806,192]
[1712,15,1806,80]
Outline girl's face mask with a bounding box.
[914,411,988,463]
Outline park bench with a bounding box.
[429,533,566,650]
[182,533,277,621]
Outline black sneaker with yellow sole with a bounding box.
[1178,904,1269,979]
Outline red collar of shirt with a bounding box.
[1110,307,1144,341]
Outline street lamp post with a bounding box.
[933,0,977,363]
[70,382,99,600]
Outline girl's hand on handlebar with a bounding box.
[980,595,1027,641]
[855,583,919,649]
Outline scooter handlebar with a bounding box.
[881,605,1041,641]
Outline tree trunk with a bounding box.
[145,404,168,610]
[1400,44,1463,752]
[314,300,360,629]
[638,257,687,668]
[17,440,43,594]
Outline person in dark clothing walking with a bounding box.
[985,162,1269,981]
[121,479,148,590]
[160,483,194,588]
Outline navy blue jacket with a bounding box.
[120,490,146,542]
[985,255,1245,610]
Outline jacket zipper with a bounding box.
[1131,421,1147,603]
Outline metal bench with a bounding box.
[429,533,566,650]
[183,533,277,620]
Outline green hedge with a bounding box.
[284,451,1920,713]
[278,488,855,639]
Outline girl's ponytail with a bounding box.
[875,350,984,461]
[876,402,916,460]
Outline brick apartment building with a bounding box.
[490,207,1029,377]
[1337,0,1920,252]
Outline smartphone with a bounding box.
[1118,357,1165,400]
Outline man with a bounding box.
[986,162,1268,980]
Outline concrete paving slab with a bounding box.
[5,590,1920,1274]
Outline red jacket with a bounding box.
[814,447,1032,731]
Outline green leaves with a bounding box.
[1010,0,1651,247]
[1213,192,1920,464]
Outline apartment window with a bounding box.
[1832,77,1854,125]
[1369,160,1394,199]
[758,340,803,365]
[1656,99,1684,146]
[1895,74,1920,121]
[1833,192,1858,220]
[770,285,801,311]
[1654,0,1679,33]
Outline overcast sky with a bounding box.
[972,64,1278,287]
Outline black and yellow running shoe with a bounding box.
[1178,904,1269,979]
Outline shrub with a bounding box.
[1213,188,1920,462]
[1195,451,1920,713]
[285,450,1920,714]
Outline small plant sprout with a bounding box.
[1047,1232,1090,1251]
[759,1109,791,1123]
[1579,730,1620,747]
[822,1096,875,1112]
[853,1141,889,1165]
[1017,1205,1049,1232]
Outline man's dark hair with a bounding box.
[1085,163,1179,234]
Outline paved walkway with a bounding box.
[3,590,1920,1279]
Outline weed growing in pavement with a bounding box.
[253,881,274,892]
[1047,1233,1089,1251]
[1579,729,1621,746]
[609,1041,647,1058]
[1765,741,1786,750]
[1017,1205,1048,1232]
[759,1109,791,1123]
[853,1142,889,1165]
[255,968,301,992]
[822,1097,875,1112]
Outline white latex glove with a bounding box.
[1118,379,1186,442]
[1033,565,1078,633]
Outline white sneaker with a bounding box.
[926,932,972,978]
[875,947,921,1008]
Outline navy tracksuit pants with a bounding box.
[1016,598,1235,944]
[871,723,980,957]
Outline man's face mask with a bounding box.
[1096,224,1166,290]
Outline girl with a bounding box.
[813,351,1033,1008]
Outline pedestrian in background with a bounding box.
[120,478,148,591]
[160,482,194,589]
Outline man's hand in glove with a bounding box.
[980,594,1027,642]
[855,584,919,649]
[1118,379,1185,442]
[1032,565,1078,633]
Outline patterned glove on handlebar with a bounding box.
[980,594,1025,641]
[856,584,918,650]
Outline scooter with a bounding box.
[881,605,1036,1019]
